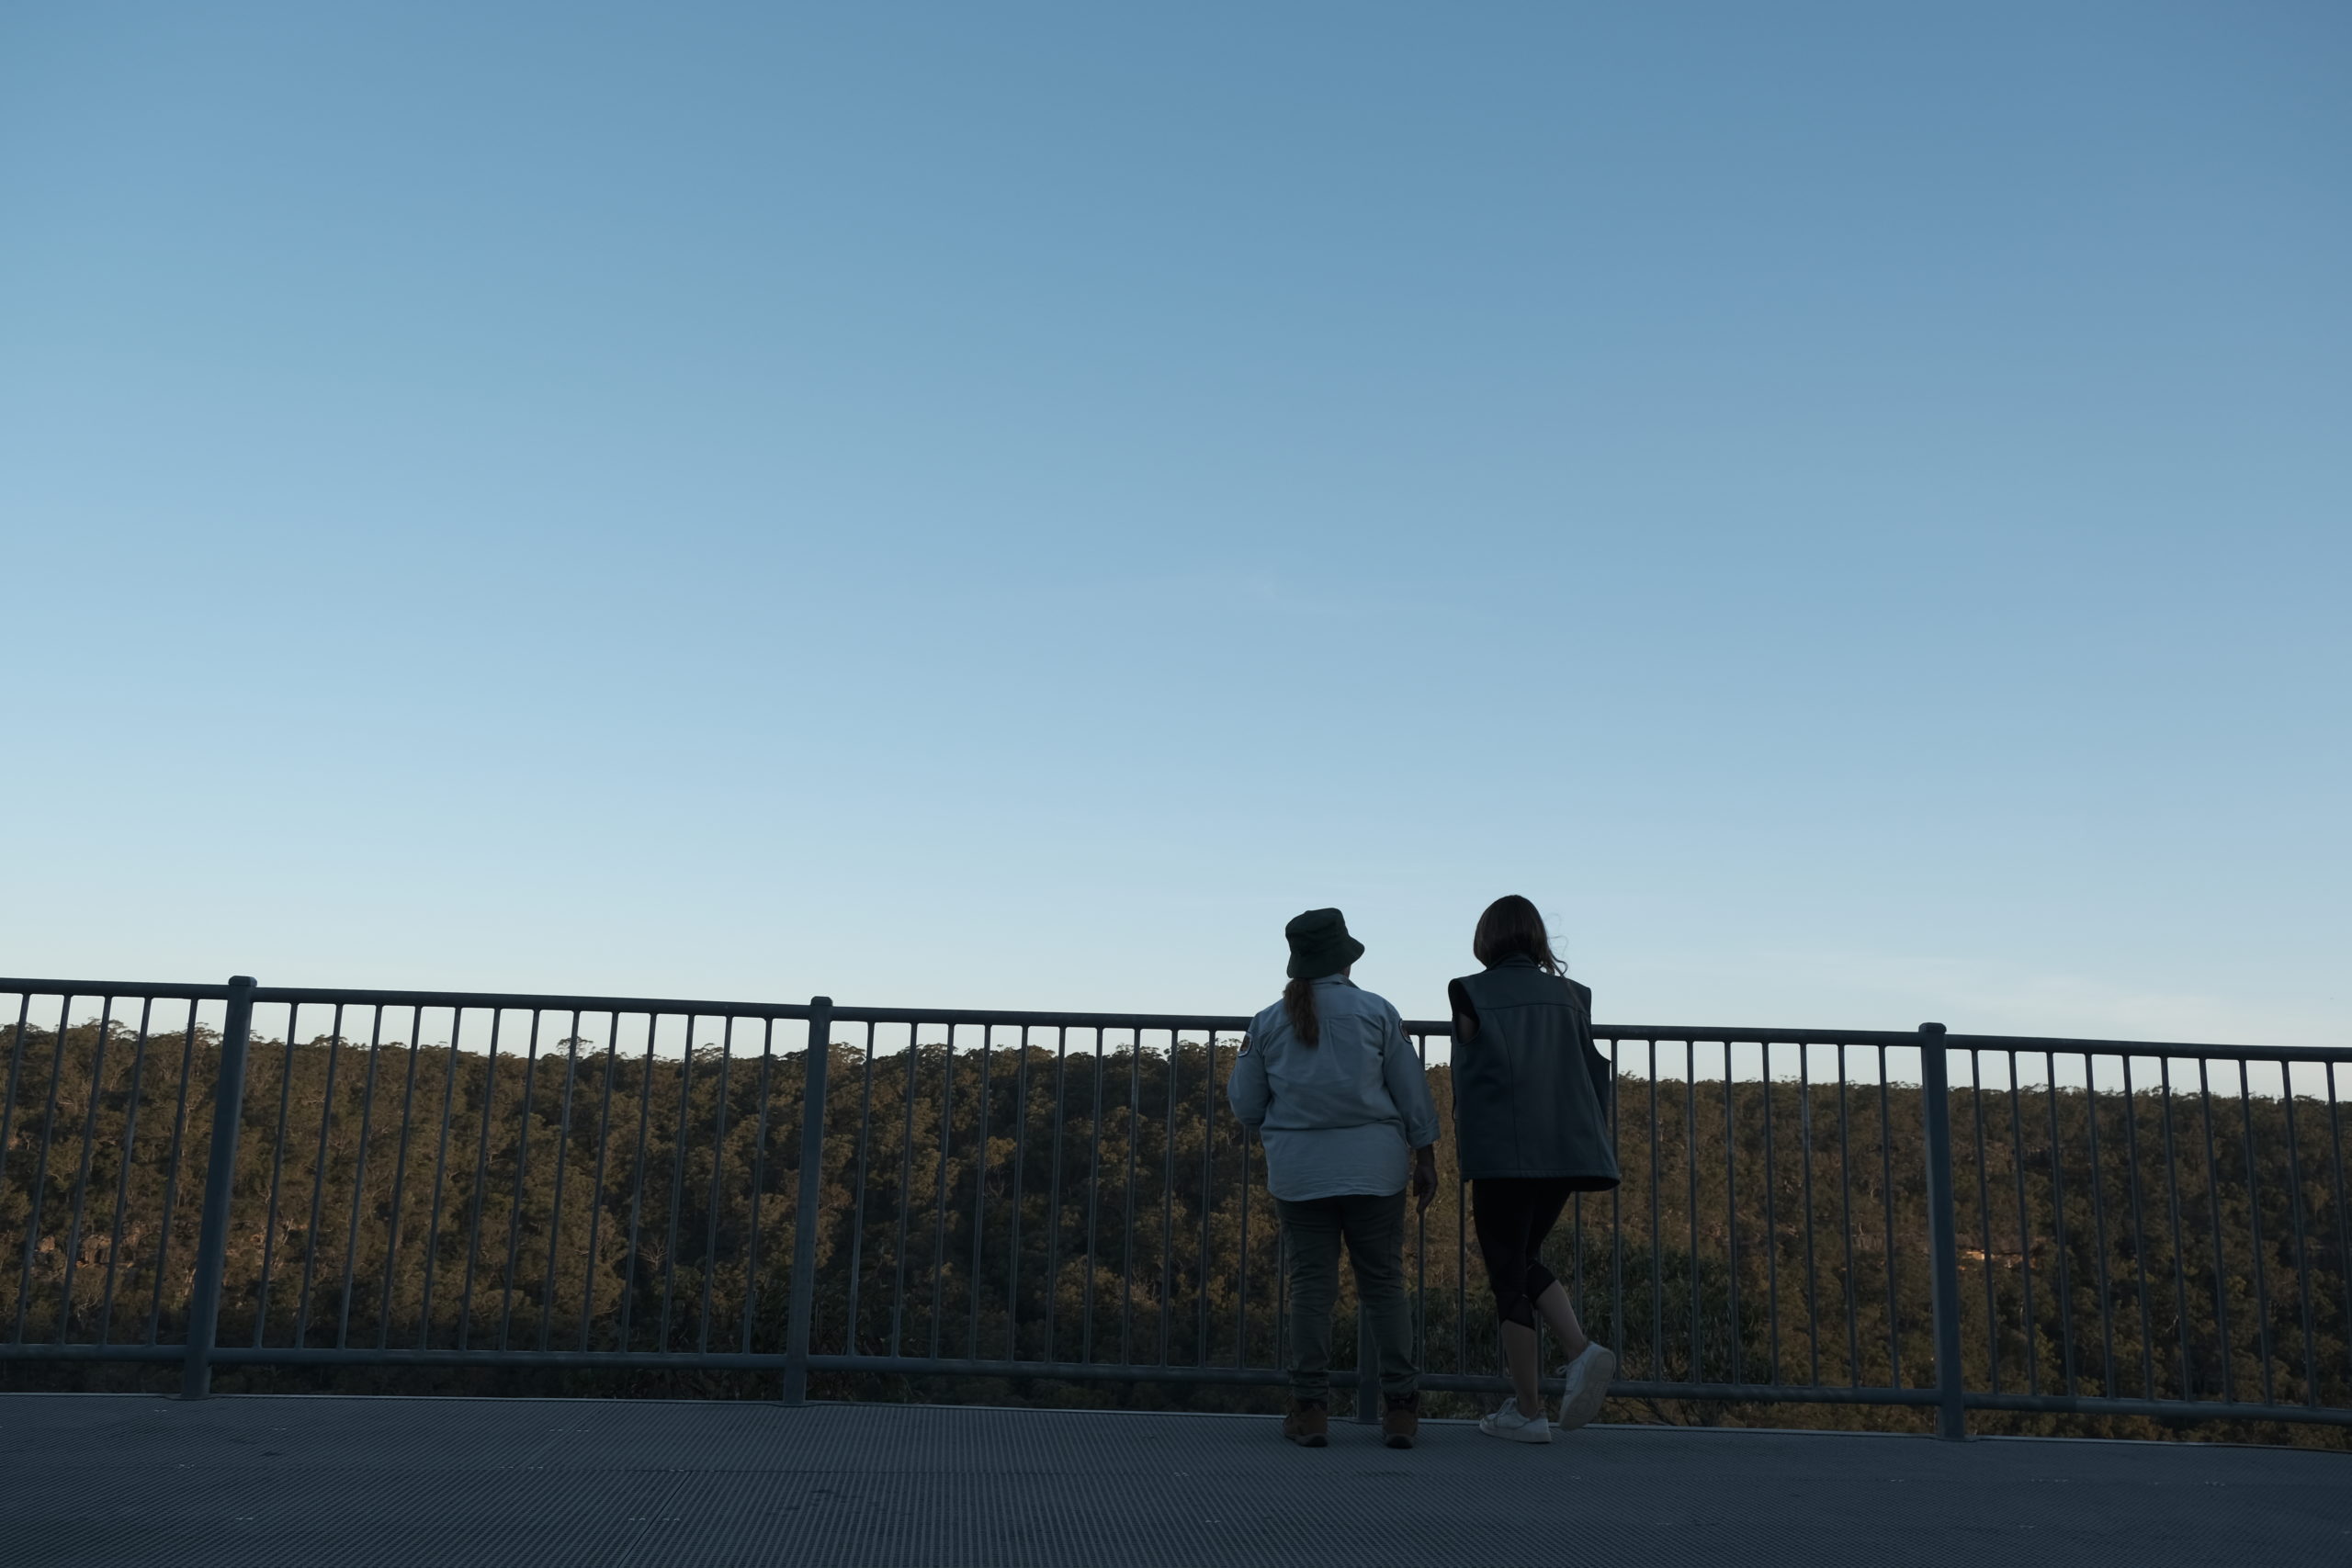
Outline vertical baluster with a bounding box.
[247,999,298,1348]
[1198,1030,1216,1367]
[13,992,74,1343]
[2236,1062,2275,1404]
[146,1002,202,1348]
[580,1011,622,1351]
[2156,1058,2193,1400]
[2007,1055,2037,1396]
[538,1014,582,1352]
[1159,1030,1179,1367]
[1047,1026,1069,1363]
[1239,1036,1262,1371]
[1121,1030,1140,1366]
[2279,1060,2319,1406]
[1727,1041,1744,1385]
[1081,1028,1104,1364]
[741,1016,779,1354]
[0,994,31,1303]
[2119,1055,2156,1399]
[1608,1037,1623,1385]
[1410,1032,1427,1375]
[1760,1039,1781,1384]
[930,1022,957,1362]
[372,1006,427,1350]
[416,1009,469,1348]
[615,1013,662,1353]
[335,1007,385,1350]
[455,1010,505,1350]
[1968,1048,1997,1393]
[782,999,833,1405]
[695,1018,734,1354]
[292,1004,345,1348]
[96,998,156,1345]
[1647,1040,1663,1382]
[1799,1040,1819,1386]
[2194,1059,2233,1403]
[56,997,118,1343]
[2325,1064,2352,1405]
[655,1013,695,1351]
[1691,1042,1706,1382]
[968,1024,994,1358]
[1444,1017,1466,1377]
[691,1020,729,1354]
[1014,1024,1036,1361]
[2083,1053,2117,1395]
[2044,1051,2076,1394]
[840,1021,876,1356]
[889,1023,920,1359]
[1836,1043,1858,1387]
[1876,1045,1899,1388]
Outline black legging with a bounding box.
[1472,1178,1576,1327]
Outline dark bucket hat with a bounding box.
[1284,908,1364,981]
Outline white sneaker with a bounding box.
[1478,1396,1553,1444]
[1555,1343,1619,1432]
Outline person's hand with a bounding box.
[1411,1146,1439,1214]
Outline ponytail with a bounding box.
[1283,976,1320,1046]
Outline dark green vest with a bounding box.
[1446,958,1621,1186]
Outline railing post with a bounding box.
[180,976,256,1400]
[1918,1021,1967,1440]
[781,997,832,1406]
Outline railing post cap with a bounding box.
[808,995,832,1009]
[1918,1021,1947,1036]
[228,976,257,989]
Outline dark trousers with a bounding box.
[1471,1177,1577,1327]
[1275,1190,1418,1400]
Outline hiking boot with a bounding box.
[1382,1393,1420,1450]
[1477,1395,1552,1444]
[1555,1343,1619,1432]
[1283,1400,1329,1448]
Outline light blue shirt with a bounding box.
[1226,976,1442,1201]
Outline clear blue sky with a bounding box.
[3,3,2345,1043]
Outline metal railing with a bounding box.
[3,975,2346,1439]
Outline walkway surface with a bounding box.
[2,1393,2346,1567]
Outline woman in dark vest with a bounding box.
[1448,895,1621,1442]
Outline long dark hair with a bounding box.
[1283,976,1320,1046]
[1472,894,1565,975]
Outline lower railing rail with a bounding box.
[4,975,2346,1440]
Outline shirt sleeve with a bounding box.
[1227,1025,1270,1129]
[1380,1004,1441,1149]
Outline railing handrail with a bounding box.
[0,979,237,1003]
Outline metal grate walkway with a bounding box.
[2,1394,2346,1567]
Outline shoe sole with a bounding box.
[1555,1348,1619,1432]
[1478,1422,1552,1444]
[1287,1433,1329,1448]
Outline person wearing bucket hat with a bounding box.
[1227,909,1440,1450]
